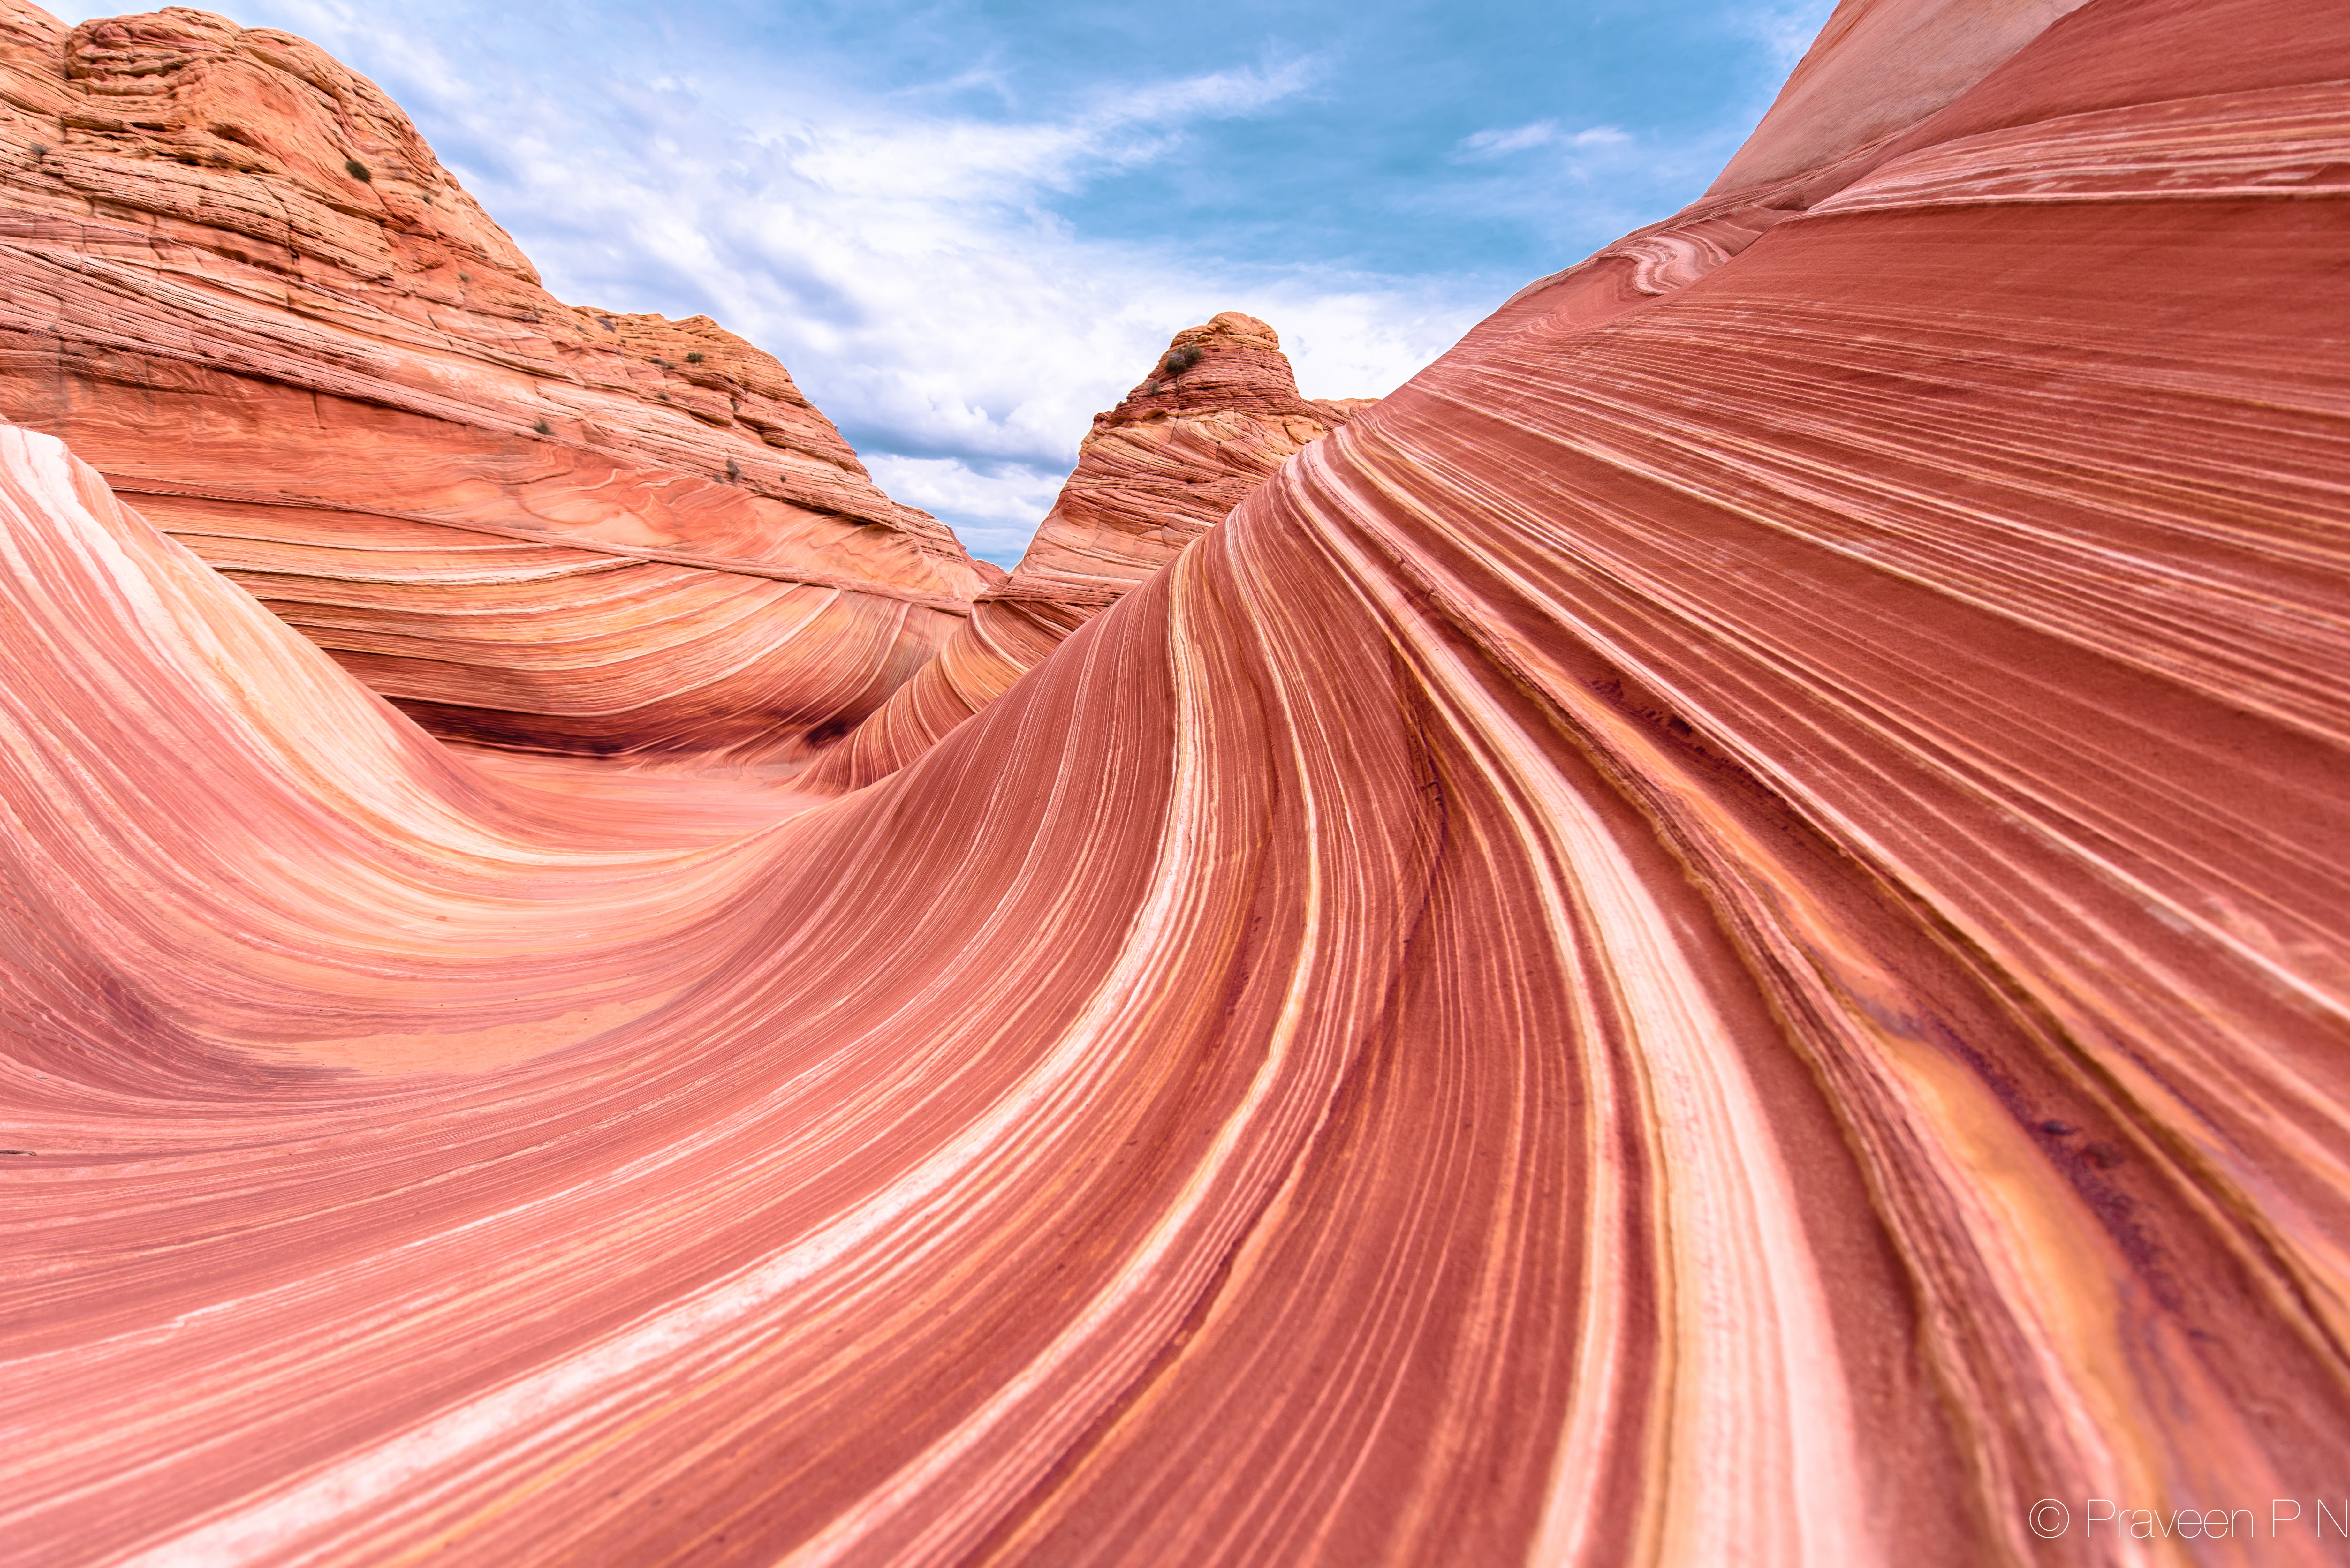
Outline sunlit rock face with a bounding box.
[5,0,2350,1565]
[809,310,1374,789]
[0,1,988,758]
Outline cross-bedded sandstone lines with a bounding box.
[4,0,2349,1564]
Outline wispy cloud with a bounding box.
[43,0,1837,566]
[783,59,1323,203]
[1453,120,1630,160]
[99,0,1465,565]
[861,455,1069,561]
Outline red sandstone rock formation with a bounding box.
[810,310,1372,789]
[0,1,988,758]
[5,0,2350,1563]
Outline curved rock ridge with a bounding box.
[6,0,2350,1564]
[808,311,1374,789]
[1707,0,2097,192]
[0,1,989,758]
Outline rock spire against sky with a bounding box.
[48,0,1832,562]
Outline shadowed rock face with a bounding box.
[0,1,989,759]
[5,0,2350,1564]
[809,310,1374,789]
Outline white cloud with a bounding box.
[1454,120,1632,161]
[95,0,1484,566]
[46,0,1838,567]
[1459,119,1562,157]
[862,455,1068,563]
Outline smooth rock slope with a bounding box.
[3,0,2348,1564]
[0,1,989,758]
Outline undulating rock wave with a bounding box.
[5,0,2350,1564]
[0,1,989,759]
[810,310,1374,789]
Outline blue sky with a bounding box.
[55,0,1834,562]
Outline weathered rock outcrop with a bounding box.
[809,310,1372,788]
[5,0,2349,1564]
[1006,312,1372,606]
[0,1,988,757]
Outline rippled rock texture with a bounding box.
[5,0,2350,1564]
[0,1,988,759]
[810,311,1372,789]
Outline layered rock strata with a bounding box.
[807,311,1372,789]
[5,0,2350,1564]
[0,1,988,757]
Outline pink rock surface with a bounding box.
[0,1,987,758]
[4,0,2350,1564]
[1708,0,2095,191]
[810,311,1372,789]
